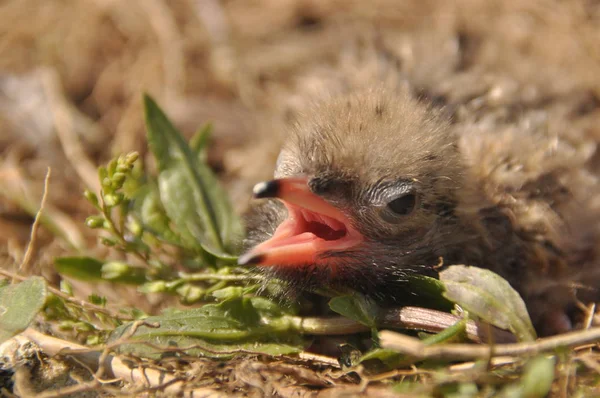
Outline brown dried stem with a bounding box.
[380,327,600,361]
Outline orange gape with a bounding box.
[239,177,363,275]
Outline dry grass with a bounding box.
[2,0,600,396]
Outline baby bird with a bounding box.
[240,88,600,336]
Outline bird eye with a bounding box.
[387,193,417,216]
[376,183,419,223]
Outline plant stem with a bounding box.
[100,197,149,264]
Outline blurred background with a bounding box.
[1,0,600,308]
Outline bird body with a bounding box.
[241,87,600,336]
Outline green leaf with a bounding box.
[88,294,107,306]
[420,317,468,345]
[55,256,104,281]
[520,356,555,398]
[405,274,454,311]
[0,277,48,343]
[132,183,182,246]
[190,123,213,163]
[143,95,243,258]
[211,286,245,301]
[329,293,379,328]
[439,265,536,341]
[115,334,300,359]
[497,355,555,398]
[101,262,147,285]
[361,318,467,369]
[360,348,405,368]
[109,296,303,358]
[438,382,479,398]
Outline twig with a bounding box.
[19,167,51,275]
[583,303,596,330]
[448,356,519,371]
[577,353,600,374]
[297,351,340,367]
[297,306,516,344]
[380,307,517,344]
[380,327,600,361]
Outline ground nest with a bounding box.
[2,0,600,396]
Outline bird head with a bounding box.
[240,88,472,299]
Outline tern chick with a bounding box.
[241,88,600,336]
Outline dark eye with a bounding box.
[387,193,417,216]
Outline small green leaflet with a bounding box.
[0,277,47,343]
[328,293,379,329]
[54,257,104,281]
[55,256,146,285]
[440,265,536,342]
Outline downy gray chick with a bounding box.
[240,87,600,336]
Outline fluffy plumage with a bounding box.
[244,87,600,335]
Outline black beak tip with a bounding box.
[252,180,280,199]
[238,252,265,266]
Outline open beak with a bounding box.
[238,177,364,269]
